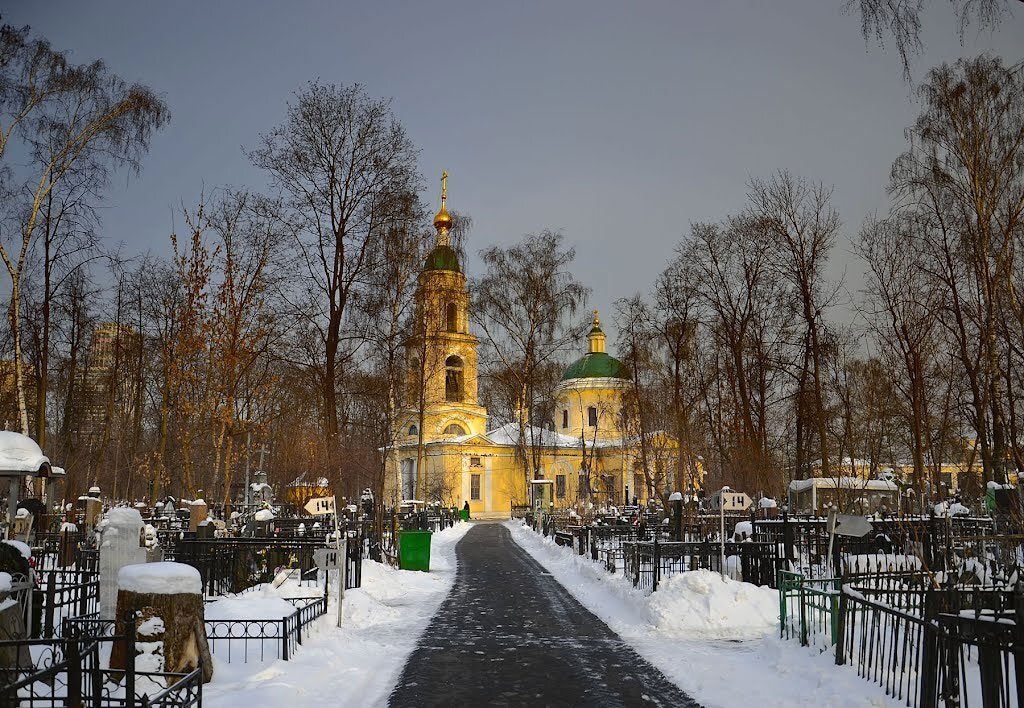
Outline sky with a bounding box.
[4,1,1023,344]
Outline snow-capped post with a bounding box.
[112,562,213,685]
[719,486,728,581]
[188,499,208,533]
[98,508,147,620]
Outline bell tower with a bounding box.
[402,172,488,443]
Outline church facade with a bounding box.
[384,174,695,518]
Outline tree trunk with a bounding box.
[111,589,213,684]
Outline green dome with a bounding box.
[561,352,626,381]
[423,245,461,273]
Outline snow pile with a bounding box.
[647,570,777,640]
[254,509,274,522]
[759,497,778,509]
[0,431,48,472]
[118,562,201,595]
[203,521,471,708]
[0,571,11,593]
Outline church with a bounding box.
[385,174,693,518]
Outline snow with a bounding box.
[138,617,165,637]
[0,431,48,473]
[759,497,778,509]
[191,498,207,506]
[647,570,778,640]
[205,596,297,621]
[203,521,471,707]
[505,520,899,708]
[254,509,274,522]
[118,562,202,595]
[3,539,31,559]
[104,507,144,529]
[60,522,78,533]
[0,571,11,593]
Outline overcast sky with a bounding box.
[5,1,1022,344]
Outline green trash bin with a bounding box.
[460,508,470,521]
[399,530,432,572]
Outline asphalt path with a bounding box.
[388,522,700,708]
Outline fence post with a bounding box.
[282,616,290,661]
[1013,582,1024,708]
[798,577,808,646]
[782,509,795,567]
[67,635,83,708]
[834,587,847,665]
[124,614,136,708]
[44,571,56,638]
[653,535,660,593]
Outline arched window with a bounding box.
[443,423,466,436]
[408,425,418,437]
[445,355,464,402]
[587,406,598,427]
[446,302,459,333]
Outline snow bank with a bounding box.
[118,562,201,595]
[507,520,899,708]
[203,521,472,708]
[205,596,297,621]
[648,570,777,640]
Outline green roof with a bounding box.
[561,352,626,381]
[423,244,461,273]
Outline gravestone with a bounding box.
[98,508,147,620]
[188,500,208,533]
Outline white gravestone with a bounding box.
[99,508,147,620]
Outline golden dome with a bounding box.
[433,170,452,234]
[433,204,452,232]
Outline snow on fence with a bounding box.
[204,595,327,663]
[780,569,1023,707]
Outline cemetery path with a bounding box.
[388,522,700,708]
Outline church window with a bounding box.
[444,423,466,435]
[588,406,598,427]
[556,474,566,499]
[562,409,568,429]
[445,355,464,402]
[408,425,418,436]
[470,473,481,500]
[470,456,481,467]
[401,459,417,500]
[446,302,459,332]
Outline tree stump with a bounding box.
[110,562,213,684]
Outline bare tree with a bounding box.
[249,81,420,450]
[472,230,590,486]
[747,172,842,479]
[0,24,168,434]
[844,0,1020,80]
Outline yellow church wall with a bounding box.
[552,379,628,442]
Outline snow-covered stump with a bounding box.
[99,508,147,620]
[111,562,213,684]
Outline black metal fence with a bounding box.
[0,618,202,707]
[204,595,328,663]
[172,536,362,597]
